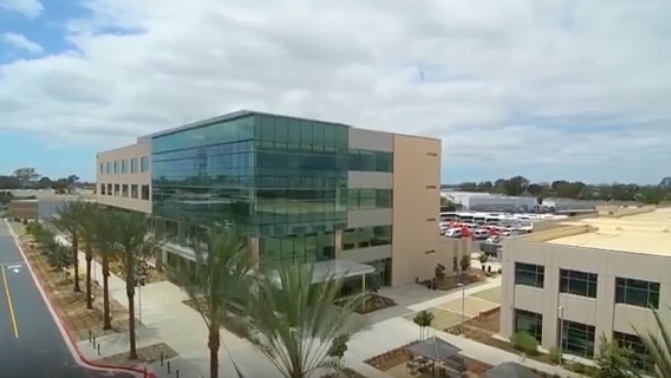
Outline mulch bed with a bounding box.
[320,368,367,378]
[95,342,178,367]
[334,293,397,314]
[22,240,128,341]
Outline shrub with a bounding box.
[478,253,489,264]
[510,332,539,356]
[567,361,598,376]
[548,346,561,364]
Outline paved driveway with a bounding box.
[0,221,138,378]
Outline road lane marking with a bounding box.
[1,267,19,338]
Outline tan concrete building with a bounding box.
[96,110,459,286]
[500,207,670,369]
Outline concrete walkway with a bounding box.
[54,235,578,378]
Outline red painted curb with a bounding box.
[5,220,157,378]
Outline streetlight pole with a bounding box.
[557,306,564,366]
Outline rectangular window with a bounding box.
[100,183,106,195]
[514,262,544,288]
[121,184,129,197]
[121,160,128,174]
[341,225,392,250]
[560,269,598,298]
[514,309,543,343]
[349,149,393,172]
[130,158,138,173]
[114,184,120,195]
[99,163,103,174]
[141,156,149,172]
[615,277,660,309]
[141,185,150,200]
[130,184,138,199]
[113,161,119,174]
[560,320,595,358]
[106,162,111,174]
[107,184,112,195]
[614,331,654,372]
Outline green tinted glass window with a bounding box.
[260,116,274,140]
[274,117,288,143]
[288,120,301,144]
[300,120,312,144]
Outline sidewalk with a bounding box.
[55,235,577,378]
[55,235,278,378]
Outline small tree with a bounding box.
[478,253,489,264]
[434,264,446,282]
[459,254,471,276]
[510,332,539,356]
[593,334,638,378]
[413,310,435,341]
[328,335,349,360]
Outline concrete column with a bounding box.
[541,266,561,351]
[334,230,343,259]
[594,275,615,353]
[499,242,516,339]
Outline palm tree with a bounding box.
[634,306,671,377]
[93,208,162,359]
[76,201,101,310]
[51,201,83,292]
[244,264,368,378]
[166,224,255,378]
[88,208,117,331]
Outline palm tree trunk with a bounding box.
[102,256,112,330]
[72,236,81,292]
[127,278,138,360]
[85,243,93,309]
[208,327,220,378]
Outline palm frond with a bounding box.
[244,263,368,378]
[633,305,671,378]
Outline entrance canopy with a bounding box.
[483,362,541,378]
[407,336,461,362]
[311,259,374,283]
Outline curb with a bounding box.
[4,219,157,378]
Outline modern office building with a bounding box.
[500,206,668,370]
[96,110,465,286]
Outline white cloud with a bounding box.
[0,0,670,182]
[2,32,43,55]
[0,0,43,18]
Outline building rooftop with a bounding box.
[546,208,671,256]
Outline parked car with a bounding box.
[472,229,490,240]
[445,228,463,238]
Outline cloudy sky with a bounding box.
[1,0,670,184]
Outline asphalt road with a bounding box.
[0,221,139,378]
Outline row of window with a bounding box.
[152,114,352,155]
[100,157,149,175]
[100,183,150,200]
[514,263,661,308]
[513,309,652,369]
[342,225,392,250]
[154,146,391,175]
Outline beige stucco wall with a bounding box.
[95,142,152,213]
[501,238,671,356]
[390,134,446,286]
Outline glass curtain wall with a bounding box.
[254,114,349,265]
[151,115,256,232]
